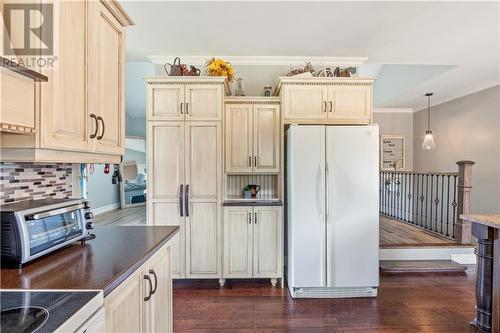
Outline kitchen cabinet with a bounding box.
[147,77,230,122]
[88,0,125,155]
[277,77,374,125]
[223,206,282,285]
[0,0,133,163]
[147,120,222,279]
[225,97,280,174]
[105,242,173,333]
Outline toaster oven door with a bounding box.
[24,206,85,257]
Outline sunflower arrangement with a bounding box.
[206,58,234,82]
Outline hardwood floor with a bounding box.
[174,270,476,332]
[380,215,458,247]
[93,205,146,226]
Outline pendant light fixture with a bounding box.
[422,92,436,150]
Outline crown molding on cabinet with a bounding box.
[147,55,368,67]
[373,108,414,114]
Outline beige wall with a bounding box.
[413,85,500,214]
[374,112,414,170]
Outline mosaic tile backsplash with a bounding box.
[0,162,73,204]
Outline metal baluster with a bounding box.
[429,175,434,232]
[403,173,407,221]
[424,174,429,230]
[379,172,382,213]
[434,175,440,233]
[440,175,445,235]
[452,175,458,239]
[446,175,451,237]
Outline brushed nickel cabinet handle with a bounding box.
[90,114,99,139]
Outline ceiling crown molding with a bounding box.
[373,108,414,114]
[147,55,367,67]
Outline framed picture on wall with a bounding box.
[380,135,405,170]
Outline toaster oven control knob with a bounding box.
[86,222,95,230]
[85,212,94,220]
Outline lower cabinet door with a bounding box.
[145,245,173,333]
[152,202,185,278]
[186,202,221,277]
[104,268,144,333]
[223,207,253,278]
[253,207,282,278]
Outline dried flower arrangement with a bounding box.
[206,58,234,82]
[286,62,315,77]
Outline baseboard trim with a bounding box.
[380,247,476,264]
[93,202,121,215]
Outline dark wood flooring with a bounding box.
[173,269,476,332]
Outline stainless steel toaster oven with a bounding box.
[1,198,94,267]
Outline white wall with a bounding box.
[373,112,414,170]
[413,85,500,214]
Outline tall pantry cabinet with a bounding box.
[146,77,230,279]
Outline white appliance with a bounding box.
[287,125,379,298]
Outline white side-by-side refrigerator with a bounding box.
[287,125,379,298]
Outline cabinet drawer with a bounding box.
[0,68,36,133]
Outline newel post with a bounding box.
[456,160,475,244]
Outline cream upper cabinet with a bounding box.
[283,86,328,120]
[146,77,229,122]
[185,85,223,121]
[225,104,253,173]
[253,206,282,278]
[222,206,282,279]
[225,98,280,174]
[328,85,371,123]
[89,0,125,155]
[277,77,374,125]
[41,0,89,151]
[150,85,185,121]
[253,105,279,173]
[0,0,133,163]
[223,207,253,278]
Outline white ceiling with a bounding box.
[121,1,500,110]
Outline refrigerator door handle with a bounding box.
[316,167,322,219]
[325,163,330,223]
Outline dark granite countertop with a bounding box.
[0,226,179,296]
[222,199,283,207]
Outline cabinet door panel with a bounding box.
[185,85,222,121]
[90,1,124,155]
[149,123,184,201]
[186,202,220,277]
[150,86,185,121]
[283,86,328,121]
[41,0,89,151]
[152,203,185,278]
[253,105,279,173]
[146,245,173,333]
[225,104,252,173]
[223,207,253,278]
[253,207,282,278]
[104,269,143,333]
[185,122,221,201]
[328,86,371,123]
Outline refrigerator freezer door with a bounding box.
[287,125,326,288]
[325,125,379,288]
